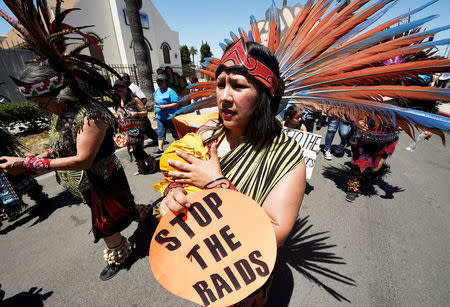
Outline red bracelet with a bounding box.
[23,155,51,173]
[164,182,184,196]
[203,177,237,191]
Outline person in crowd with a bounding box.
[281,104,307,131]
[153,74,180,154]
[112,80,156,175]
[301,109,315,133]
[159,40,306,306]
[323,116,351,160]
[188,75,199,86]
[345,118,399,202]
[120,73,158,145]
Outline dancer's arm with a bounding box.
[0,115,107,173]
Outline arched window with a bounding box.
[161,42,171,64]
[86,33,104,62]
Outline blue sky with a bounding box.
[1,0,449,61]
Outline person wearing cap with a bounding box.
[153,74,179,154]
[112,79,156,175]
[120,73,159,145]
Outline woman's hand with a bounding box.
[129,111,138,118]
[167,143,223,188]
[0,156,26,175]
[159,187,191,216]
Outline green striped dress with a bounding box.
[220,132,304,205]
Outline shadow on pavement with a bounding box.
[0,287,53,307]
[265,216,356,306]
[0,190,81,235]
[125,217,158,269]
[322,162,404,199]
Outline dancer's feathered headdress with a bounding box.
[0,0,120,98]
[175,0,450,142]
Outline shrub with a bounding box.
[0,102,50,132]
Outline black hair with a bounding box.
[284,104,301,121]
[207,41,283,144]
[112,85,133,110]
[120,73,131,84]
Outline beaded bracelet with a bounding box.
[203,177,237,191]
[163,182,184,196]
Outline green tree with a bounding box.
[124,0,155,103]
[200,41,213,62]
[180,45,192,65]
[189,46,198,66]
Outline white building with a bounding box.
[2,0,182,74]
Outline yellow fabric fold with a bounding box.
[152,133,209,195]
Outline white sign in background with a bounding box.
[282,127,322,179]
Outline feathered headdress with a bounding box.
[175,0,450,143]
[0,0,120,98]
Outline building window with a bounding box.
[123,9,149,29]
[161,42,171,64]
[86,33,105,63]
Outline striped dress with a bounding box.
[219,132,304,205]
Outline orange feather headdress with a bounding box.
[174,0,450,143]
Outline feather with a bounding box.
[75,54,121,78]
[55,0,63,17]
[200,62,218,72]
[69,36,103,56]
[0,9,31,40]
[250,15,261,44]
[202,57,220,65]
[328,0,398,52]
[279,0,334,68]
[276,0,315,58]
[288,94,450,132]
[187,81,216,90]
[282,15,440,80]
[197,69,216,79]
[290,59,450,89]
[346,0,439,46]
[230,31,239,43]
[170,97,218,118]
[178,90,216,103]
[238,27,249,42]
[177,0,450,141]
[50,8,80,32]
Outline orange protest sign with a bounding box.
[149,189,277,306]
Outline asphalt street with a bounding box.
[1,128,449,306]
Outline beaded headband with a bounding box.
[12,73,67,99]
[217,39,278,97]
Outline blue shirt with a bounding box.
[153,87,179,120]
